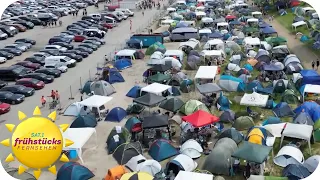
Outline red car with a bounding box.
[15,61,41,70]
[0,101,10,114]
[100,22,113,29]
[74,35,87,42]
[15,78,45,90]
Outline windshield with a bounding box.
[17,86,25,90]
[13,67,24,74]
[4,92,13,98]
[31,79,40,84]
[64,57,71,61]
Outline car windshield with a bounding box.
[16,86,25,90]
[31,79,40,84]
[13,67,24,74]
[4,92,13,98]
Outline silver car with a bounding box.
[14,42,32,49]
[5,44,27,52]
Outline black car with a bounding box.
[74,47,93,54]
[14,21,34,29]
[52,42,74,50]
[15,38,36,45]
[0,26,14,37]
[0,80,8,89]
[0,91,24,104]
[83,40,102,47]
[60,53,83,62]
[35,68,61,78]
[90,25,108,33]
[18,17,42,26]
[78,20,93,26]
[61,31,76,35]
[67,24,84,30]
[68,29,83,35]
[86,37,106,45]
[0,85,35,97]
[79,43,98,51]
[81,16,94,21]
[0,51,14,59]
[39,49,60,56]
[48,37,72,44]
[66,50,89,58]
[73,22,89,28]
[25,56,45,66]
[0,48,22,56]
[21,73,54,84]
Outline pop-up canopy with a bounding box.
[182,110,219,127]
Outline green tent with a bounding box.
[265,37,287,46]
[282,89,300,104]
[243,26,259,34]
[81,80,93,95]
[159,97,184,112]
[180,99,210,115]
[232,141,272,164]
[180,80,193,93]
[233,116,254,131]
[148,73,171,83]
[145,42,166,55]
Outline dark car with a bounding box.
[13,21,34,29]
[66,50,89,58]
[74,46,93,54]
[48,37,72,44]
[18,17,42,25]
[0,48,22,56]
[39,49,60,56]
[82,40,102,47]
[15,61,41,70]
[0,80,8,89]
[73,22,89,28]
[0,85,35,97]
[67,24,84,30]
[25,56,45,66]
[0,26,14,37]
[16,78,45,90]
[35,68,61,78]
[90,25,108,33]
[15,38,36,45]
[68,29,83,35]
[86,37,105,45]
[79,43,98,51]
[0,91,25,104]
[60,53,83,62]
[78,20,93,26]
[52,42,74,50]
[0,65,31,81]
[81,16,95,21]
[21,73,54,84]
[0,51,14,59]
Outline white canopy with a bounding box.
[262,123,286,137]
[206,39,224,45]
[274,145,304,167]
[280,123,313,154]
[195,11,206,16]
[167,7,176,11]
[292,21,308,31]
[301,84,320,101]
[116,49,136,57]
[175,171,214,180]
[196,6,205,11]
[194,66,218,79]
[141,83,171,95]
[63,128,98,164]
[199,28,212,34]
[244,37,261,46]
[247,18,259,23]
[79,95,113,108]
[217,22,229,27]
[240,92,269,107]
[164,50,184,61]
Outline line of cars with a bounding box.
[0,39,36,64]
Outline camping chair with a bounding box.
[246,107,259,119]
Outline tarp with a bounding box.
[274,145,304,167]
[149,139,178,161]
[105,107,127,122]
[142,114,169,129]
[232,141,272,164]
[240,92,269,107]
[57,162,95,180]
[133,93,166,107]
[218,128,243,144]
[182,110,219,127]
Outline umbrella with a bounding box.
[182,110,219,127]
[159,97,184,112]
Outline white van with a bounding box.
[88,13,102,20]
[45,56,77,68]
[115,8,134,17]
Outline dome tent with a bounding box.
[126,85,142,98]
[273,102,295,117]
[233,116,254,131]
[149,139,179,161]
[219,110,236,123]
[274,145,304,168]
[106,126,131,154]
[81,80,93,95]
[57,162,95,180]
[145,42,166,55]
[124,117,142,133]
[113,142,143,165]
[63,102,85,117]
[282,164,310,180]
[180,99,210,115]
[115,58,132,70]
[216,92,230,111]
[303,155,320,173]
[282,89,299,104]
[90,80,116,96]
[126,156,163,176]
[70,114,97,128]
[104,68,125,84]
[105,165,126,180]
[245,127,268,145]
[105,107,127,122]
[165,154,197,176]
[180,139,203,158]
[218,128,243,144]
[293,111,314,126]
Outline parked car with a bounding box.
[25,56,45,66]
[82,40,102,46]
[79,43,98,51]
[15,61,41,70]
[0,85,35,97]
[0,26,15,37]
[44,45,68,52]
[0,57,7,64]
[13,21,34,29]
[7,24,27,32]
[0,101,10,114]
[16,78,45,90]
[67,24,84,30]
[60,52,83,62]
[35,68,61,78]
[73,22,89,28]
[5,44,27,52]
[66,50,89,58]
[0,91,25,104]
[15,38,36,45]
[20,73,54,83]
[48,37,72,44]
[32,52,51,58]
[99,22,113,29]
[0,80,8,89]
[78,20,93,26]
[0,30,8,40]
[39,49,60,56]
[0,48,22,56]
[0,65,31,81]
[0,51,14,59]
[68,29,83,35]
[14,42,32,49]
[74,46,93,54]
[18,16,42,25]
[90,25,108,33]
[74,34,87,42]
[52,42,74,50]
[86,37,106,45]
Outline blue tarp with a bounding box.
[105,107,127,122]
[106,68,125,84]
[126,85,141,98]
[258,22,271,28]
[260,26,277,34]
[149,139,179,161]
[263,64,283,71]
[70,114,97,128]
[114,58,132,70]
[57,162,94,180]
[300,70,320,86]
[208,31,223,38]
[294,101,320,122]
[300,70,319,77]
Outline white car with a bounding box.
[0,57,7,63]
[5,44,28,52]
[1,14,11,19]
[33,52,51,58]
[44,65,68,73]
[14,42,32,49]
[44,45,68,52]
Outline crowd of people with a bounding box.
[41,90,60,108]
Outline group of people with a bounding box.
[138,0,160,10]
[312,60,320,70]
[42,20,62,27]
[41,90,60,107]
[71,9,79,16]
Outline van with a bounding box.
[45,56,77,68]
[0,66,30,81]
[170,27,199,41]
[115,8,134,17]
[88,13,102,20]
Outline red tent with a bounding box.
[226,15,237,20]
[291,1,300,7]
[182,110,219,127]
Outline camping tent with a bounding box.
[303,155,320,173]
[180,139,203,159]
[90,80,116,96]
[148,73,171,84]
[218,128,243,144]
[133,93,166,107]
[165,154,197,176]
[106,126,131,154]
[273,102,294,117]
[293,111,314,125]
[63,102,85,116]
[240,92,269,107]
[245,127,268,145]
[182,110,219,128]
[282,164,311,180]
[273,79,288,93]
[70,114,97,128]
[219,110,236,123]
[294,101,320,122]
[255,50,271,63]
[219,75,245,92]
[149,139,179,161]
[126,39,142,49]
[120,172,154,180]
[174,171,214,180]
[57,162,95,180]
[126,155,162,176]
[233,116,255,131]
[105,107,127,122]
[104,68,125,84]
[197,83,222,94]
[246,80,274,94]
[274,145,305,167]
[126,85,141,98]
[113,142,143,164]
[282,89,299,104]
[125,117,142,133]
[114,58,132,70]
[145,42,166,55]
[180,99,210,115]
[232,141,272,164]
[217,93,230,111]
[203,138,238,175]
[105,166,127,180]
[159,97,184,112]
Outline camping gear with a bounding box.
[81,80,93,95]
[274,145,304,167]
[133,93,166,107]
[180,99,210,115]
[126,86,142,98]
[104,165,126,180]
[145,42,166,55]
[105,107,127,122]
[142,114,171,144]
[57,162,95,180]
[125,117,142,133]
[90,80,116,96]
[125,155,162,176]
[282,164,311,180]
[203,138,237,175]
[182,110,219,128]
[240,92,269,107]
[149,139,179,161]
[294,101,320,122]
[219,75,245,92]
[115,58,132,70]
[126,104,145,114]
[165,154,197,176]
[148,73,171,84]
[219,110,236,123]
[120,172,154,180]
[216,92,230,111]
[180,139,203,159]
[273,102,295,117]
[262,117,282,126]
[303,155,320,173]
[126,39,142,49]
[159,97,184,112]
[245,127,268,145]
[218,128,243,144]
[63,102,85,117]
[70,114,97,128]
[273,79,288,93]
[104,68,125,84]
[196,83,222,94]
[233,116,254,131]
[232,141,272,164]
[106,127,131,154]
[113,142,143,165]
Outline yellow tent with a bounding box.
[247,128,264,145]
[120,172,153,180]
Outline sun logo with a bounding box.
[0,106,74,179]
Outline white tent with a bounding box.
[196,6,205,12]
[164,50,184,62]
[163,57,182,68]
[201,17,213,23]
[273,145,304,167]
[240,92,269,107]
[175,171,213,180]
[180,139,203,158]
[247,18,259,23]
[141,83,172,96]
[171,154,197,171]
[126,154,146,171]
[147,58,165,65]
[195,11,206,16]
[261,123,286,137]
[63,102,84,116]
[199,28,212,35]
[116,49,136,60]
[292,21,308,31]
[150,51,164,60]
[137,159,162,176]
[280,123,313,154]
[179,38,200,49]
[301,84,320,101]
[194,66,218,80]
[201,50,225,58]
[217,22,229,29]
[78,95,113,117]
[244,37,261,46]
[292,73,303,83]
[227,63,241,71]
[203,39,225,50]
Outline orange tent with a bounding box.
[105,165,126,180]
[247,58,258,66]
[247,128,264,145]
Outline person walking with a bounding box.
[41,96,46,108]
[49,90,56,102]
[76,10,78,16]
[83,10,85,16]
[55,90,60,102]
[142,11,144,16]
[312,60,316,70]
[317,60,320,70]
[54,20,57,26]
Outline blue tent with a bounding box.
[149,139,179,161]
[258,22,271,28]
[229,20,241,25]
[262,117,282,126]
[282,164,311,180]
[70,114,97,128]
[176,21,189,28]
[260,26,277,34]
[300,35,309,42]
[114,58,132,70]
[105,68,125,84]
[171,86,181,96]
[243,64,253,72]
[125,117,142,133]
[208,31,223,38]
[263,64,283,71]
[246,80,274,94]
[81,81,92,95]
[57,162,94,180]
[105,107,127,122]
[127,39,142,49]
[300,70,319,77]
[217,92,230,111]
[294,101,320,122]
[273,102,295,117]
[126,85,141,98]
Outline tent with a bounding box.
[125,117,142,133]
[303,155,320,173]
[120,172,154,180]
[255,50,271,63]
[246,80,274,94]
[219,110,236,123]
[175,171,214,180]
[126,86,141,98]
[180,99,210,115]
[70,114,97,128]
[81,80,93,95]
[208,31,223,39]
[159,97,184,112]
[203,138,237,175]
[90,80,116,96]
[142,114,169,130]
[57,162,95,180]
[149,139,179,161]
[294,101,320,122]
[273,145,304,167]
[218,128,243,144]
[196,83,222,94]
[125,154,146,171]
[273,79,288,93]
[282,164,311,180]
[126,39,142,49]
[113,142,143,164]
[148,73,171,84]
[63,102,85,116]
[180,139,203,159]
[245,127,268,145]
[260,26,277,35]
[126,155,162,176]
[182,110,219,128]
[244,64,253,72]
[105,107,127,122]
[233,116,255,131]
[133,93,166,107]
[105,68,125,84]
[232,141,272,164]
[216,93,230,111]
[293,111,314,125]
[262,117,282,126]
[219,75,245,92]
[282,89,299,104]
[106,126,131,154]
[115,58,132,70]
[145,42,166,55]
[105,165,127,180]
[263,64,283,71]
[273,102,294,117]
[240,92,269,107]
[259,22,271,28]
[165,154,197,176]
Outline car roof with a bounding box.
[18,78,35,81]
